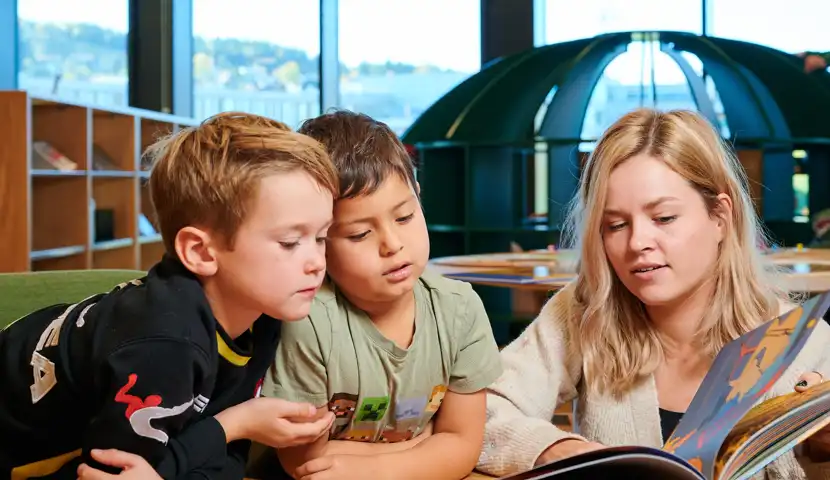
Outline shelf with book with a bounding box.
[30,173,90,271]
[138,177,164,270]
[140,119,178,172]
[92,109,137,173]
[91,176,137,269]
[0,90,197,273]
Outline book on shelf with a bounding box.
[32,141,77,171]
[91,145,121,171]
[500,290,830,480]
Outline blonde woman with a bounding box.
[477,108,830,479]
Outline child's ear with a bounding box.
[174,226,219,276]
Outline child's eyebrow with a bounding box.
[273,219,333,235]
[341,198,413,225]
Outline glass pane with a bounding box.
[710,0,829,54]
[17,0,129,107]
[192,0,321,127]
[541,0,702,45]
[793,171,810,223]
[338,0,481,135]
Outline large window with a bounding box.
[709,0,829,54]
[192,0,321,127]
[532,1,708,217]
[540,0,702,46]
[17,0,129,107]
[337,0,481,135]
[537,0,706,142]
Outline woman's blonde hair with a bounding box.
[552,108,789,398]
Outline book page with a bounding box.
[714,381,830,479]
[497,446,704,480]
[662,291,830,479]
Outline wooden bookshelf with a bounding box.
[0,90,199,273]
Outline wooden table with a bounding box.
[427,250,575,292]
[428,247,830,294]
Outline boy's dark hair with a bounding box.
[297,110,417,199]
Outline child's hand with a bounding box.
[295,454,390,480]
[217,396,335,448]
[76,449,162,479]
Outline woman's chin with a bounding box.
[631,285,680,308]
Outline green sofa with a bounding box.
[0,269,145,329]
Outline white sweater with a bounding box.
[477,299,830,479]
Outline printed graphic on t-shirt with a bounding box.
[115,373,195,444]
[426,384,447,412]
[328,392,358,438]
[355,396,390,422]
[332,384,448,443]
[395,396,428,421]
[342,421,376,442]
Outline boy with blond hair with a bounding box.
[253,110,503,480]
[0,112,338,479]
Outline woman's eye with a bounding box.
[279,241,299,250]
[607,222,626,231]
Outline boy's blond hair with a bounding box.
[146,112,338,254]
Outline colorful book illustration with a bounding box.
[443,266,576,286]
[499,290,830,480]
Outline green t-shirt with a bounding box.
[261,271,503,443]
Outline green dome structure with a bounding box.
[405,31,830,340]
[404,31,830,254]
[404,31,830,144]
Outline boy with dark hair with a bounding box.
[0,112,338,479]
[254,110,503,479]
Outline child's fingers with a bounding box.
[77,463,117,480]
[268,398,318,419]
[293,411,335,438]
[295,456,334,478]
[795,371,824,392]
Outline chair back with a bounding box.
[0,269,145,329]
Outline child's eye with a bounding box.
[656,215,677,224]
[347,231,369,241]
[316,236,328,244]
[397,213,415,223]
[279,241,300,250]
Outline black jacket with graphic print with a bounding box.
[0,255,281,479]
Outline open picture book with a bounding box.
[501,290,830,480]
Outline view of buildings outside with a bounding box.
[15,0,828,220]
[16,0,481,135]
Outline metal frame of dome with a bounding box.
[402,31,830,145]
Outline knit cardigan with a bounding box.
[477,299,830,479]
